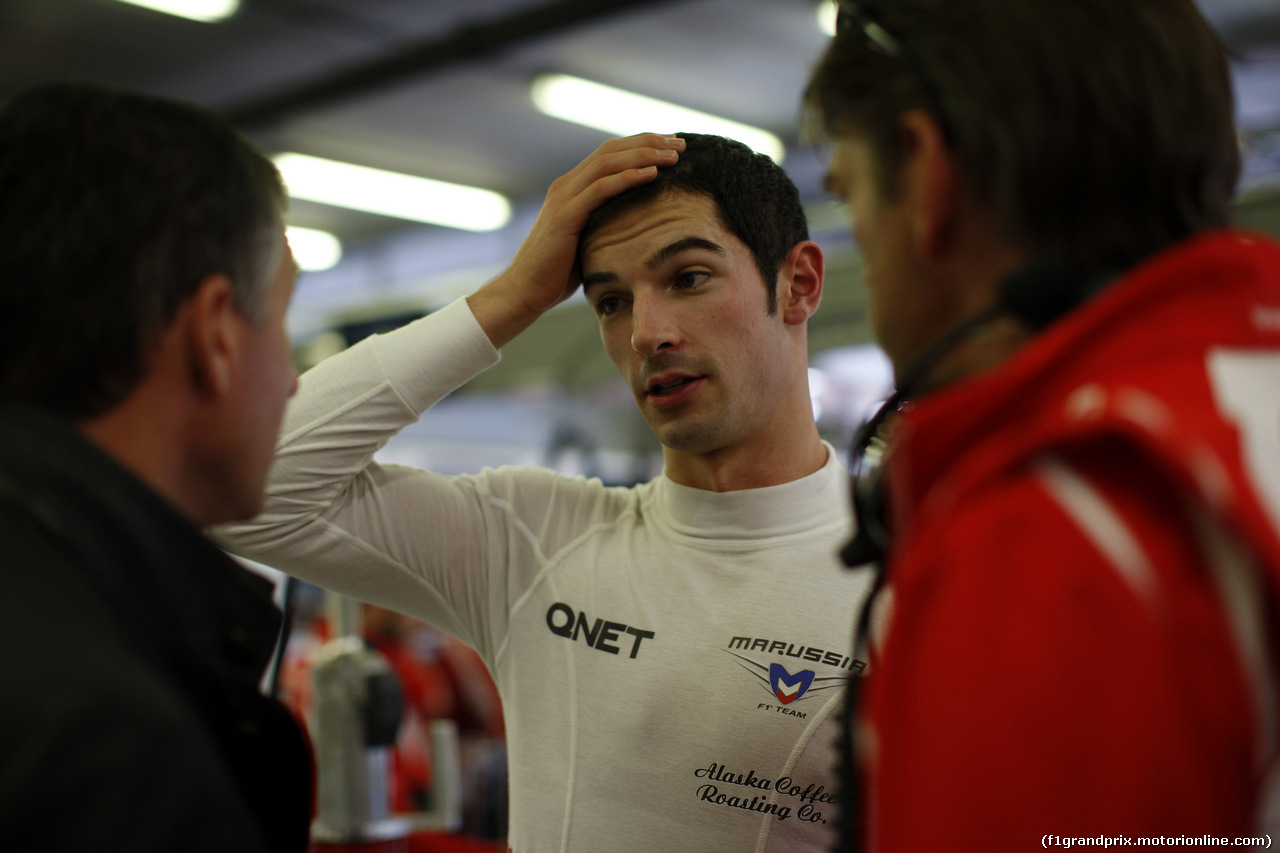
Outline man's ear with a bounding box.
[779,240,825,326]
[185,273,241,399]
[899,108,958,260]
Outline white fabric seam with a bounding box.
[1034,455,1158,606]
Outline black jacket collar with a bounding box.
[0,399,282,690]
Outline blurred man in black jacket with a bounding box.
[0,83,310,851]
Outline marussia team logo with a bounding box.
[769,664,815,704]
[724,648,852,706]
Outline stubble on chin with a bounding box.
[646,408,723,456]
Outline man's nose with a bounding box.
[630,292,680,357]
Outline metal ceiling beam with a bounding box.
[225,0,684,129]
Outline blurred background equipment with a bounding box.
[270,580,507,853]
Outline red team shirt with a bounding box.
[864,230,1280,849]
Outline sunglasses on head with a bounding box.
[832,0,955,145]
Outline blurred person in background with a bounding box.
[359,605,505,826]
[0,83,310,850]
[215,133,875,852]
[805,0,1280,848]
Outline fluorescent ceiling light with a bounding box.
[113,0,239,23]
[274,153,512,232]
[816,0,839,38]
[286,226,342,272]
[531,73,786,163]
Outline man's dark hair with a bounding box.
[581,133,810,314]
[0,83,287,420]
[804,0,1240,273]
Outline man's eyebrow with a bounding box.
[582,236,726,294]
[582,270,617,293]
[645,236,726,270]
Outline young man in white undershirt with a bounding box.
[216,132,874,852]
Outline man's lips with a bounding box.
[646,373,700,396]
[643,373,705,409]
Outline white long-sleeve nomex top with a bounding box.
[215,297,875,853]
